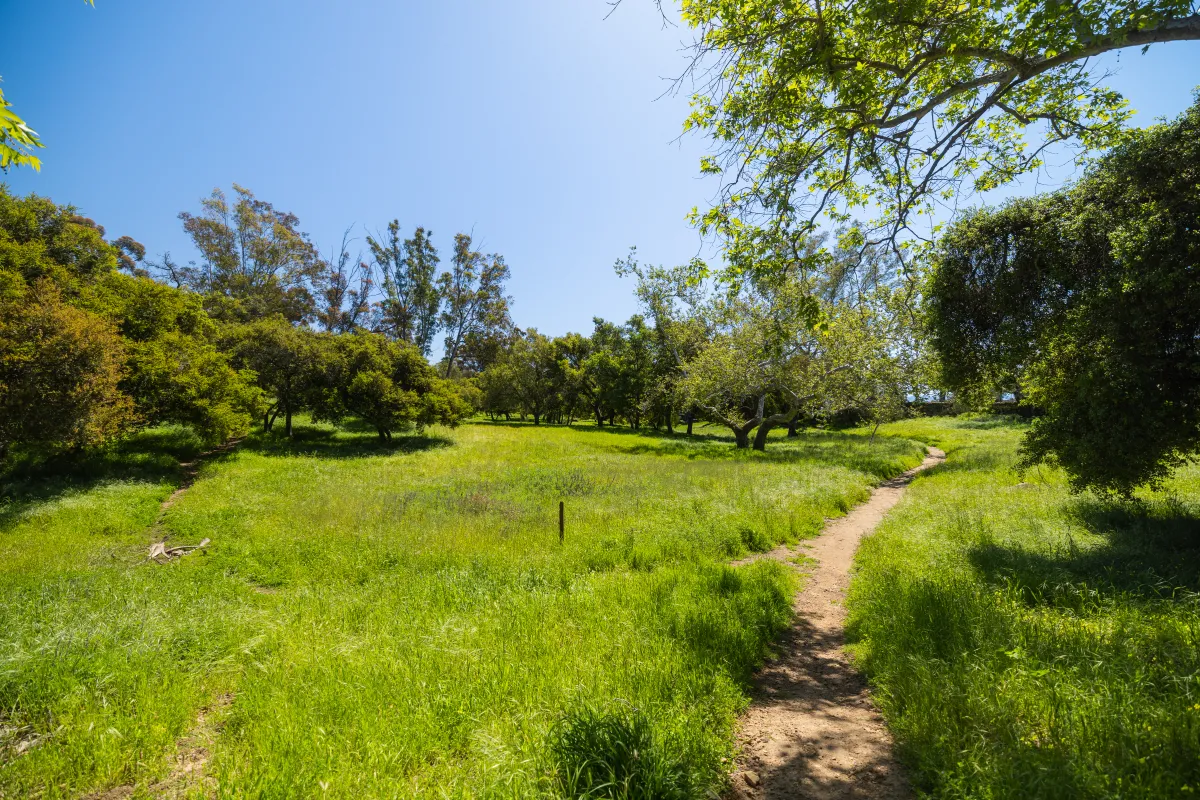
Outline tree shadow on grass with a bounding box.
[570,426,923,480]
[0,422,454,530]
[0,426,207,528]
[237,423,453,461]
[967,495,1200,606]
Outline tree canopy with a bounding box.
[929,95,1200,494]
[674,0,1200,273]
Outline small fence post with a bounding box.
[559,501,565,544]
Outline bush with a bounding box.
[0,283,134,459]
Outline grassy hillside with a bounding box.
[849,416,1200,799]
[0,420,923,798]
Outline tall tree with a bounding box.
[438,233,512,377]
[369,222,441,355]
[170,185,323,323]
[315,228,373,334]
[672,0,1200,276]
[929,96,1200,494]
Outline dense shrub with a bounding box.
[0,188,262,459]
[929,96,1200,494]
[0,283,134,459]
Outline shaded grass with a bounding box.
[0,418,924,798]
[847,416,1200,799]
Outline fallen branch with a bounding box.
[149,538,211,563]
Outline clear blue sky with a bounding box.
[3,1,1199,338]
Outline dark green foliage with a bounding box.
[0,187,261,456]
[929,96,1200,494]
[547,704,694,800]
[0,283,134,458]
[322,332,470,440]
[123,332,263,445]
[223,318,326,438]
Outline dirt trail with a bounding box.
[156,438,243,522]
[730,447,945,800]
[85,694,233,800]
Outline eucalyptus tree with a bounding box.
[172,185,323,323]
[369,222,442,355]
[315,229,373,334]
[438,234,512,377]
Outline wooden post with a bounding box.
[559,501,565,544]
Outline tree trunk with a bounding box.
[755,410,798,451]
[686,410,694,436]
[378,427,388,442]
[753,420,774,451]
[787,417,799,437]
[285,407,293,438]
[533,412,541,425]
[730,396,767,450]
[665,406,674,434]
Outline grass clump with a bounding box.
[546,703,694,800]
[847,416,1200,799]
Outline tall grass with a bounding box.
[0,419,923,798]
[848,416,1200,799]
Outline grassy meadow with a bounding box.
[0,419,924,799]
[848,416,1200,799]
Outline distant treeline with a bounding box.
[1,182,936,464]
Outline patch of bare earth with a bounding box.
[729,448,945,800]
[84,694,234,800]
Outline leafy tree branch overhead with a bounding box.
[667,0,1200,272]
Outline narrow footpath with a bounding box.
[730,447,945,800]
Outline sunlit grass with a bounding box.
[0,418,923,798]
[848,416,1200,799]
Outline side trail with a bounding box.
[730,447,945,800]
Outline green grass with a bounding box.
[0,419,923,799]
[848,416,1200,799]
